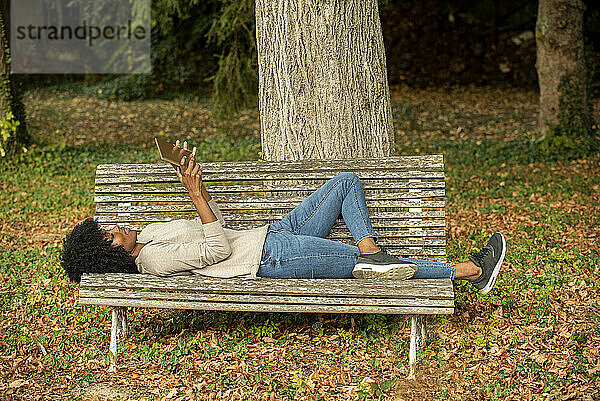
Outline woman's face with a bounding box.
[102,224,137,254]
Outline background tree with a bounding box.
[206,0,258,118]
[255,0,395,161]
[0,0,28,158]
[536,0,598,155]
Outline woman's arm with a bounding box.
[188,191,217,224]
[171,140,225,226]
[176,156,217,224]
[202,185,226,226]
[201,184,212,202]
[138,234,232,276]
[171,140,217,224]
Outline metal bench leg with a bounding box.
[409,315,426,379]
[120,307,129,338]
[109,307,127,372]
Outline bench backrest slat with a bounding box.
[95,155,444,174]
[95,181,446,194]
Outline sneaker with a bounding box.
[468,232,506,294]
[352,250,418,280]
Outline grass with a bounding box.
[0,83,599,400]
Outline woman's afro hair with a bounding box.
[60,218,139,283]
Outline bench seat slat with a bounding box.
[78,298,454,315]
[80,274,453,298]
[79,285,453,301]
[79,289,455,308]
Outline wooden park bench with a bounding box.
[78,155,454,377]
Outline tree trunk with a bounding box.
[0,0,29,157]
[535,0,590,138]
[255,0,395,161]
[0,0,9,115]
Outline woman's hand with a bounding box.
[171,140,193,169]
[173,140,202,196]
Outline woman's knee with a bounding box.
[335,172,360,183]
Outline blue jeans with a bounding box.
[256,172,455,279]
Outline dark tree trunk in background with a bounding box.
[255,0,395,161]
[0,0,29,158]
[0,0,10,116]
[535,0,591,139]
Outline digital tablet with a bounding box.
[155,137,193,167]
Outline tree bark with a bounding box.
[0,0,29,157]
[255,0,395,161]
[0,0,9,116]
[535,0,589,138]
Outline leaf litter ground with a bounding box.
[1,83,599,400]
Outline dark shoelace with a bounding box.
[469,246,492,267]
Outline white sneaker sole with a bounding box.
[480,233,506,295]
[352,263,418,280]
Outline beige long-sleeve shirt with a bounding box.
[134,199,269,279]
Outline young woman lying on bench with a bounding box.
[61,140,506,295]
